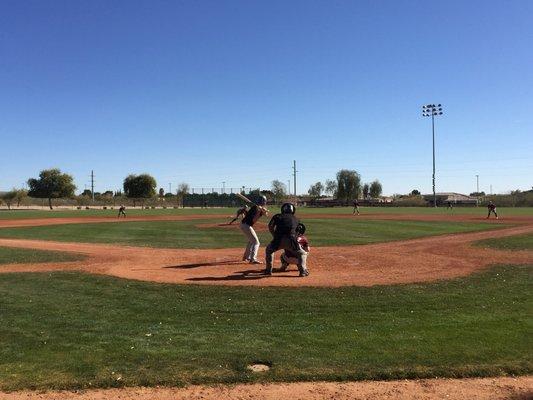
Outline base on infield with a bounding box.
[247,363,271,372]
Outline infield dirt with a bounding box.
[0,214,531,287]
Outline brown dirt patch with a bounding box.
[1,376,531,400]
[0,224,531,287]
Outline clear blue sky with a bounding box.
[1,0,532,196]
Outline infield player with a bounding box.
[229,205,249,225]
[280,222,310,272]
[265,203,309,277]
[118,205,126,218]
[353,199,360,215]
[487,201,498,219]
[240,196,268,264]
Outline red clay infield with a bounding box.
[0,213,531,287]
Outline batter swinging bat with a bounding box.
[236,192,269,214]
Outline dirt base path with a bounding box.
[1,376,531,400]
[0,223,531,287]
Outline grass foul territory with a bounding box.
[0,264,531,390]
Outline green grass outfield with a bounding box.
[476,233,533,251]
[0,219,507,249]
[0,247,85,265]
[1,206,532,220]
[0,264,531,390]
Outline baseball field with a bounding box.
[0,206,531,399]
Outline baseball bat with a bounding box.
[235,192,269,214]
[235,192,254,205]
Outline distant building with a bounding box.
[423,192,478,206]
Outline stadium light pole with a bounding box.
[422,104,443,207]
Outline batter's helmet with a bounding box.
[257,195,267,206]
[296,223,306,235]
[281,202,296,214]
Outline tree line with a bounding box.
[306,169,383,201]
[2,168,384,210]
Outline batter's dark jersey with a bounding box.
[242,205,264,226]
[488,203,496,211]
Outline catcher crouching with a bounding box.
[264,203,309,277]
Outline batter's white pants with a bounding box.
[240,223,260,261]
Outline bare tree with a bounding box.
[177,183,190,208]
[325,179,337,197]
[271,180,287,203]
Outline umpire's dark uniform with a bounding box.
[265,203,309,277]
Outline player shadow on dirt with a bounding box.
[186,268,301,282]
[164,260,243,269]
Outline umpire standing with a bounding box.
[265,203,309,277]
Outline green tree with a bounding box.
[27,169,76,209]
[369,180,383,198]
[271,180,287,203]
[325,179,337,197]
[410,189,421,196]
[1,190,17,210]
[362,183,370,199]
[177,183,190,208]
[308,182,324,199]
[123,174,157,207]
[336,170,361,202]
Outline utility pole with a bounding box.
[292,160,297,198]
[91,170,95,202]
[169,183,172,194]
[422,104,443,207]
[490,184,493,195]
[222,181,226,194]
[476,175,479,193]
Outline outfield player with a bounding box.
[487,201,498,219]
[240,196,268,264]
[280,223,310,272]
[353,199,360,215]
[118,205,126,218]
[229,205,249,225]
[265,203,309,277]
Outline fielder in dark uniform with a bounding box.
[240,196,268,264]
[487,201,498,219]
[229,205,249,225]
[353,199,360,215]
[265,203,309,277]
[118,205,126,218]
